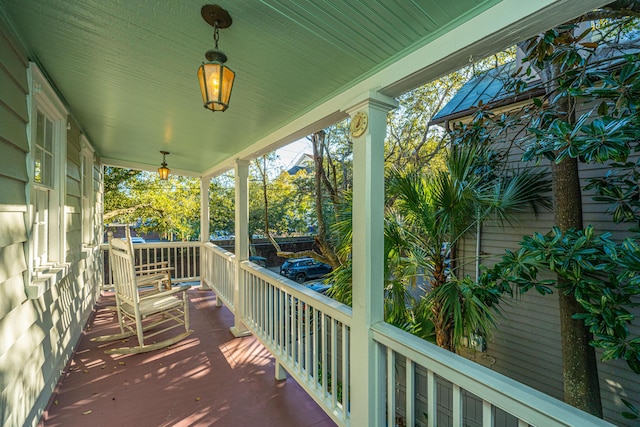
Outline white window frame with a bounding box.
[26,63,68,280]
[81,135,96,246]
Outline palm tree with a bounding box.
[386,143,552,351]
[329,143,552,351]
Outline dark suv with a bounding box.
[280,258,332,283]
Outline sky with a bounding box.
[274,138,312,170]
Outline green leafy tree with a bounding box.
[209,174,235,236]
[465,7,640,416]
[104,167,200,241]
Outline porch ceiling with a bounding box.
[0,1,609,176]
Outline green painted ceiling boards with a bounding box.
[0,1,605,175]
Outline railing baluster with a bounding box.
[427,370,436,427]
[331,318,338,410]
[453,384,462,427]
[268,283,273,345]
[321,313,328,398]
[406,357,415,427]
[483,400,492,427]
[387,347,396,427]
[285,291,291,360]
[342,322,349,415]
[304,302,311,380]
[297,300,303,368]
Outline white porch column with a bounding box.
[348,91,398,426]
[231,159,251,337]
[199,175,211,292]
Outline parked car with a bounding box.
[280,258,332,283]
[249,256,267,267]
[306,282,330,295]
[123,236,146,244]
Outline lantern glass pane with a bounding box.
[220,67,235,106]
[197,65,207,104]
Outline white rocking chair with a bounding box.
[93,235,192,354]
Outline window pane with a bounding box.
[36,110,44,148]
[34,188,49,265]
[34,110,54,187]
[44,116,53,152]
[43,152,53,186]
[34,148,42,184]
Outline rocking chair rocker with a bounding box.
[93,235,193,354]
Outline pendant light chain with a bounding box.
[213,24,220,50]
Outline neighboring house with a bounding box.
[430,51,640,424]
[0,21,103,427]
[286,152,314,175]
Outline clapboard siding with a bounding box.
[0,19,101,427]
[0,275,25,319]
[0,211,26,248]
[67,157,81,182]
[0,66,28,121]
[0,142,28,182]
[66,175,81,198]
[0,29,28,94]
[0,104,28,152]
[457,102,640,425]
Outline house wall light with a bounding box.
[158,151,170,180]
[197,4,235,112]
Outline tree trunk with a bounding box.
[311,132,341,269]
[546,57,603,416]
[432,303,454,352]
[552,157,603,417]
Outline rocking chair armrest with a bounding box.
[138,284,190,302]
[135,260,171,269]
[135,273,167,287]
[135,266,173,275]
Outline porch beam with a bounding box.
[347,91,398,426]
[231,159,251,337]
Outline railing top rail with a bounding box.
[240,260,352,325]
[371,322,613,427]
[100,241,201,250]
[204,242,236,260]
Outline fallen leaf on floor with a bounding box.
[83,369,89,373]
[195,397,201,401]
[118,361,125,365]
[54,400,58,406]
[83,410,92,415]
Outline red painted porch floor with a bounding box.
[39,286,337,427]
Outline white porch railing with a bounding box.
[240,260,352,426]
[101,240,201,287]
[372,322,612,427]
[201,242,236,310]
[194,243,613,427]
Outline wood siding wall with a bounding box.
[458,105,640,426]
[0,20,102,427]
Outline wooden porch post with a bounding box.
[348,92,398,426]
[199,175,212,293]
[231,159,251,337]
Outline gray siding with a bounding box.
[457,105,640,426]
[0,19,102,427]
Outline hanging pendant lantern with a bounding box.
[158,151,170,180]
[198,5,235,112]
